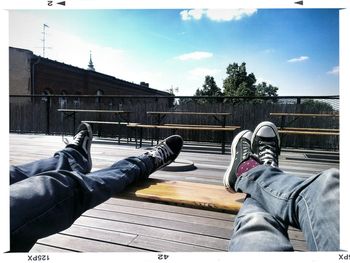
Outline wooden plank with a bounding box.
[129,235,220,252]
[270,113,339,117]
[279,127,339,132]
[37,233,145,252]
[94,203,234,228]
[105,198,235,221]
[84,207,233,238]
[121,179,245,212]
[128,124,239,131]
[82,120,129,125]
[164,123,240,128]
[60,224,138,245]
[75,216,230,250]
[31,243,77,253]
[58,109,131,114]
[147,111,231,116]
[278,130,339,135]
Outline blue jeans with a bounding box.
[10,147,154,252]
[229,165,339,251]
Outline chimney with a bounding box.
[140,81,149,88]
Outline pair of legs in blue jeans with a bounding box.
[226,122,339,251]
[10,124,184,253]
[10,121,339,252]
[10,147,155,252]
[229,166,339,251]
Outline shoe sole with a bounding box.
[223,130,251,193]
[83,122,93,171]
[251,121,280,150]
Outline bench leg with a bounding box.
[133,127,138,148]
[139,127,143,148]
[97,123,101,137]
[221,130,226,154]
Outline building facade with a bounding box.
[9,47,171,97]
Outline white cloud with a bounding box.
[175,51,213,61]
[180,9,205,21]
[189,67,220,77]
[180,9,257,22]
[327,66,339,75]
[287,56,309,63]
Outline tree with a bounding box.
[195,76,223,96]
[194,76,223,104]
[223,62,257,97]
[256,82,278,97]
[301,99,334,112]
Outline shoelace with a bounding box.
[148,142,174,166]
[72,131,85,145]
[242,138,252,159]
[258,141,278,167]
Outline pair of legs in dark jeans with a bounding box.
[10,123,183,252]
[225,121,339,251]
[10,121,340,252]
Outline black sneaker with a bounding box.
[223,130,254,193]
[66,122,93,172]
[145,135,183,172]
[251,121,281,167]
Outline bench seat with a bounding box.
[126,123,241,153]
[278,128,339,136]
[127,124,240,131]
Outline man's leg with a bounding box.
[225,121,339,251]
[10,130,183,252]
[10,123,93,184]
[229,197,293,251]
[236,166,339,251]
[10,155,152,252]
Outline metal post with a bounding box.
[46,96,50,134]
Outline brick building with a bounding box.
[9,46,171,97]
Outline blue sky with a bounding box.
[9,9,339,96]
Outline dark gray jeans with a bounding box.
[10,147,153,252]
[229,165,339,251]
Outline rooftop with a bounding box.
[9,133,339,252]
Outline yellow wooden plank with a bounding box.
[278,127,339,132]
[270,112,339,117]
[127,124,239,131]
[278,130,339,135]
[147,111,231,116]
[122,179,245,213]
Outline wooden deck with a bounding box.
[9,134,339,252]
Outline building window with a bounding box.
[74,92,81,108]
[41,89,51,103]
[59,91,68,108]
[96,89,104,104]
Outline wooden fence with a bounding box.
[9,95,339,150]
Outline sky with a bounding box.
[9,9,339,96]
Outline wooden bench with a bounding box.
[270,112,339,136]
[127,123,240,154]
[278,127,339,136]
[82,121,139,143]
[120,178,245,213]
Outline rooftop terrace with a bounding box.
[9,133,339,252]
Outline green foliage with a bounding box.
[301,99,334,111]
[195,76,223,97]
[256,82,278,97]
[182,61,279,106]
[193,76,223,104]
[223,62,257,97]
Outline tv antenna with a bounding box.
[41,24,51,57]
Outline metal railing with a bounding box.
[9,95,339,150]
